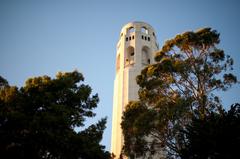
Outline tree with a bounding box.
[121,28,238,158]
[180,103,240,159]
[0,71,111,159]
[0,76,8,89]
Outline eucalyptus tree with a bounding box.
[121,28,237,158]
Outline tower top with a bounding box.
[120,21,156,38]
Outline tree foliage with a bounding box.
[0,71,110,159]
[121,28,238,158]
[180,103,240,159]
[0,76,8,89]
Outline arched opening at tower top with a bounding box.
[142,46,151,66]
[127,27,135,34]
[141,27,148,34]
[126,46,135,66]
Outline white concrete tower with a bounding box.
[111,22,159,158]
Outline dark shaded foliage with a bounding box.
[0,71,110,159]
[180,103,240,159]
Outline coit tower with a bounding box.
[111,22,159,158]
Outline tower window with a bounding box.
[148,37,150,41]
[132,35,134,39]
[142,46,150,66]
[142,35,144,39]
[145,36,147,40]
[129,36,131,40]
[126,37,128,41]
[156,42,159,49]
[126,46,135,66]
[153,32,155,37]
[128,27,135,34]
[141,27,148,34]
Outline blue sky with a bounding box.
[1,0,240,151]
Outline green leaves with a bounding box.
[180,103,240,159]
[121,102,156,157]
[155,28,220,63]
[0,71,110,159]
[121,27,238,158]
[223,73,237,85]
[155,50,166,61]
[0,76,8,89]
[209,49,225,62]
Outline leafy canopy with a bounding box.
[121,28,238,158]
[180,103,240,159]
[0,71,111,159]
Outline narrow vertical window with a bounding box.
[142,46,151,66]
[126,46,135,66]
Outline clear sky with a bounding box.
[1,0,240,151]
